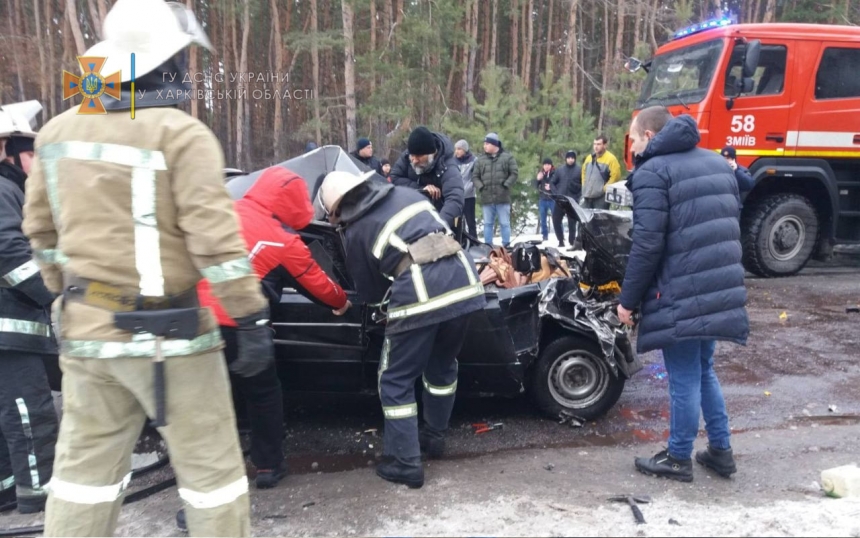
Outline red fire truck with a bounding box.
[625,19,860,277]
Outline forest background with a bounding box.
[1,0,856,226]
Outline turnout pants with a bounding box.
[44,350,250,537]
[0,353,59,504]
[221,326,285,471]
[378,316,470,463]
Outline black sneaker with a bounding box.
[255,462,288,489]
[376,459,424,489]
[696,445,737,478]
[16,494,46,514]
[176,508,187,533]
[419,431,446,460]
[634,449,694,482]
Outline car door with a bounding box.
[711,40,794,166]
[270,222,368,393]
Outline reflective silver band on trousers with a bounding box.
[3,260,40,286]
[15,398,42,491]
[47,473,132,504]
[0,318,52,338]
[61,329,222,359]
[38,142,168,296]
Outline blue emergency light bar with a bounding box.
[673,15,736,40]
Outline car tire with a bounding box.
[530,334,625,421]
[743,194,818,277]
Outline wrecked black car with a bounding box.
[226,146,642,421]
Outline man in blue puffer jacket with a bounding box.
[617,106,750,482]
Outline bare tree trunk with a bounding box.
[460,0,471,110]
[66,0,86,56]
[465,0,478,117]
[34,0,48,113]
[752,0,763,23]
[762,0,777,23]
[342,0,357,151]
[45,0,57,117]
[614,0,625,65]
[369,0,377,94]
[524,0,534,92]
[511,0,519,78]
[481,1,490,69]
[310,0,322,145]
[271,0,284,158]
[86,0,102,39]
[598,0,610,131]
[562,0,577,82]
[6,0,25,99]
[186,0,198,119]
[236,0,250,170]
[490,0,498,65]
[634,0,642,46]
[545,0,555,80]
[649,0,659,51]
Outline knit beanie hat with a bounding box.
[407,126,437,155]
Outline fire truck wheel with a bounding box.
[530,335,625,421]
[743,194,818,277]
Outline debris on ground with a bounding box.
[779,311,788,321]
[668,518,681,526]
[846,306,859,314]
[559,411,585,428]
[821,464,860,498]
[828,404,838,413]
[472,422,504,434]
[544,463,555,472]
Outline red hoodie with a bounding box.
[198,167,347,327]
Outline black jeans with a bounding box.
[221,326,285,470]
[463,197,477,239]
[551,206,577,245]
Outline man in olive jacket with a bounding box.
[472,133,518,247]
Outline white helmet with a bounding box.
[317,170,376,223]
[84,0,214,83]
[0,100,42,140]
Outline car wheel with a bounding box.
[530,334,625,421]
[743,194,818,277]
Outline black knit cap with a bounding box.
[542,157,553,165]
[407,126,437,156]
[565,150,577,160]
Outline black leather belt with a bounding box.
[63,274,199,312]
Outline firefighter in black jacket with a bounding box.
[317,170,485,488]
[0,101,59,514]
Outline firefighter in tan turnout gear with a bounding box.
[21,0,272,536]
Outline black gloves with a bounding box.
[230,307,275,378]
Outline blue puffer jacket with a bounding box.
[619,115,749,353]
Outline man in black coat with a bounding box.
[350,137,384,176]
[317,170,484,489]
[389,126,465,231]
[618,106,749,483]
[0,102,59,514]
[551,150,581,248]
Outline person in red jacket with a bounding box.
[198,166,350,489]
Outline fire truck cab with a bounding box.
[626,20,860,277]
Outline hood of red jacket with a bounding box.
[242,167,314,230]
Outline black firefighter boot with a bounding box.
[419,429,446,460]
[695,445,737,478]
[376,457,424,489]
[634,449,694,482]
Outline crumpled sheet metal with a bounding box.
[538,277,624,377]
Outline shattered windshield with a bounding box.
[636,39,724,109]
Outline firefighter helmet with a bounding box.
[84,0,214,83]
[317,170,375,223]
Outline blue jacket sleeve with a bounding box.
[618,167,669,310]
[735,166,754,195]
